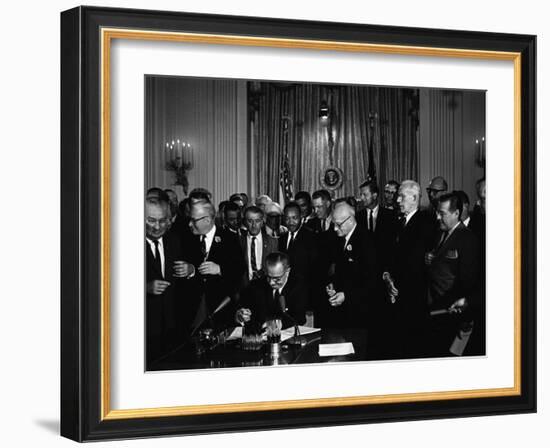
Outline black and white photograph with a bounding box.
[54,3,538,443]
[144,76,487,371]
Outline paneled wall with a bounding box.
[145,77,249,205]
[418,89,486,207]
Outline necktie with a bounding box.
[273,289,283,315]
[321,218,326,232]
[250,236,258,278]
[437,231,449,250]
[399,215,406,228]
[368,209,374,232]
[287,232,295,250]
[200,235,207,258]
[152,239,163,279]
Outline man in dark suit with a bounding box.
[357,180,399,274]
[308,189,333,234]
[425,192,480,356]
[294,191,317,231]
[239,205,279,288]
[183,201,245,333]
[145,198,194,365]
[279,202,319,313]
[383,180,434,358]
[223,201,244,237]
[467,179,486,355]
[236,252,308,328]
[324,202,378,330]
[425,176,448,233]
[307,190,339,326]
[383,180,400,211]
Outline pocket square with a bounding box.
[445,249,459,259]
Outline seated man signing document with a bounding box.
[236,252,308,329]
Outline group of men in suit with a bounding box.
[145,175,486,364]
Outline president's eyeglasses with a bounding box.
[266,270,290,283]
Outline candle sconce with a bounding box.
[475,136,486,170]
[165,139,194,195]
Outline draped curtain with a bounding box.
[145,76,248,205]
[252,83,419,200]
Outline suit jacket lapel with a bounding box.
[435,223,463,256]
[206,228,222,260]
[145,241,162,278]
[261,231,269,267]
[240,234,249,268]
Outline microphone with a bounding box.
[277,294,287,316]
[191,296,232,336]
[210,296,231,318]
[278,295,304,347]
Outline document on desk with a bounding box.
[318,342,355,357]
[226,326,243,341]
[281,326,321,342]
[226,326,321,342]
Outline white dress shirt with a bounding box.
[286,228,300,249]
[366,204,379,231]
[344,223,357,248]
[246,232,263,280]
[202,225,217,256]
[404,208,418,225]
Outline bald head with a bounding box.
[427,176,448,206]
[332,202,356,237]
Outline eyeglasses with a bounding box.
[146,217,170,226]
[333,215,351,229]
[267,270,289,283]
[189,215,209,225]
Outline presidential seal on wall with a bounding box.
[320,166,344,191]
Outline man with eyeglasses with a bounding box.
[145,197,192,364]
[184,201,245,332]
[323,202,378,330]
[238,206,278,288]
[235,252,307,328]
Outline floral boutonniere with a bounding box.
[346,244,353,251]
[214,236,222,243]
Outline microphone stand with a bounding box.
[278,295,304,347]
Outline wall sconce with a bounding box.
[319,100,329,120]
[165,139,194,194]
[475,136,486,169]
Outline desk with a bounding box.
[149,328,369,371]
